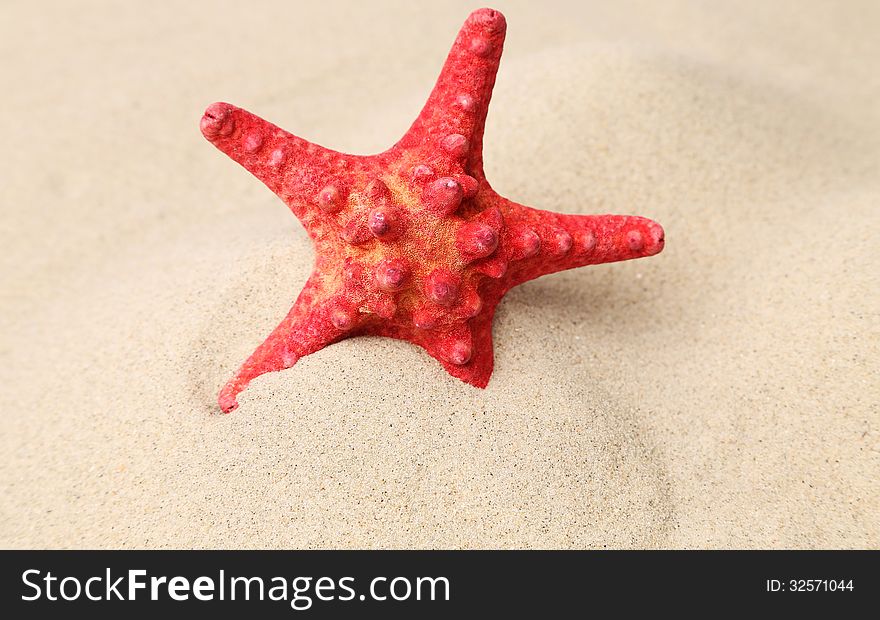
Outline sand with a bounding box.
[1,0,877,549]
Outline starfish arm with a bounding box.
[395,8,507,177]
[372,293,498,388]
[200,102,347,223]
[499,202,666,287]
[218,273,345,412]
[439,303,497,388]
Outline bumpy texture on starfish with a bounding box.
[201,8,664,413]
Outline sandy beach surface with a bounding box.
[1,0,877,548]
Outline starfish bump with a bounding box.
[200,8,665,413]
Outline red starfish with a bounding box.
[200,8,664,413]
